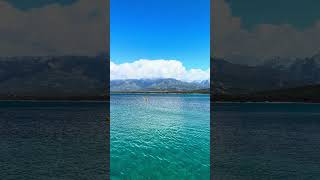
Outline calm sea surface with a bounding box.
[213,102,320,179]
[0,101,108,180]
[3,100,317,179]
[110,94,210,179]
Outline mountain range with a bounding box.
[1,52,320,100]
[110,78,209,92]
[0,55,108,99]
[212,52,320,95]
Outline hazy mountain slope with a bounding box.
[0,56,107,98]
[211,52,320,94]
[212,58,287,93]
[110,78,209,92]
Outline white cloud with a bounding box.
[212,0,320,64]
[0,0,107,56]
[111,59,210,82]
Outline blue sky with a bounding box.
[110,0,210,70]
[226,0,320,29]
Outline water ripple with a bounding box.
[111,94,210,179]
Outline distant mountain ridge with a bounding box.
[3,53,320,99]
[212,52,320,95]
[110,78,209,92]
[0,55,108,99]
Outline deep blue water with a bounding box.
[212,102,320,179]
[111,94,210,179]
[0,101,109,180]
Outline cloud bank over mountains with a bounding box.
[212,0,320,65]
[0,0,107,56]
[111,60,210,82]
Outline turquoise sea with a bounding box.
[110,94,210,179]
[2,99,320,179]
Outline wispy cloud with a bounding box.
[111,59,209,82]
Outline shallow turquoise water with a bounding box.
[110,94,210,179]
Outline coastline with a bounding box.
[111,90,209,95]
[1,92,318,104]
